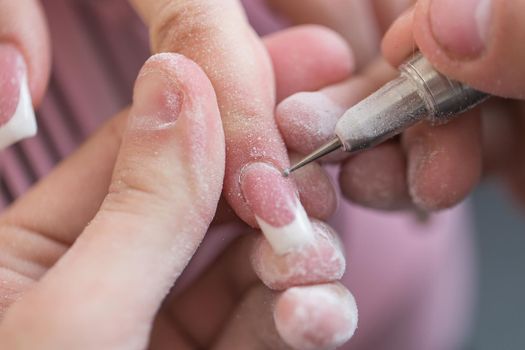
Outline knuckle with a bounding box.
[103,169,169,217]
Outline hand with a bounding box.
[126,0,356,253]
[0,26,359,349]
[0,53,224,348]
[0,0,340,253]
[272,0,490,212]
[382,0,525,206]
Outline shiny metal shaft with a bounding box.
[283,138,341,177]
[284,53,489,176]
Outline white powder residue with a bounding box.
[275,284,358,349]
[255,198,314,255]
[277,92,344,154]
[253,220,345,290]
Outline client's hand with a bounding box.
[0,25,359,349]
[0,53,225,349]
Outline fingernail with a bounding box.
[0,44,36,150]
[430,0,492,58]
[274,284,358,350]
[129,57,183,130]
[240,162,314,255]
[252,220,345,290]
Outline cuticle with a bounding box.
[238,160,292,204]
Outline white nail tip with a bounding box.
[256,200,315,255]
[0,74,37,150]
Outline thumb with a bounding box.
[384,0,525,99]
[0,53,225,350]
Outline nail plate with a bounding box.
[0,45,36,150]
[430,0,492,58]
[129,56,183,131]
[240,162,314,255]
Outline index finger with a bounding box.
[130,0,315,254]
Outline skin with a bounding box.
[0,0,341,253]
[3,0,525,347]
[274,0,525,212]
[0,28,358,349]
[382,0,525,206]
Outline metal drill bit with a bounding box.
[283,138,342,177]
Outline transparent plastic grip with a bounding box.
[401,53,489,124]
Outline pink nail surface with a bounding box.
[0,45,24,126]
[0,44,36,149]
[240,162,314,254]
[128,54,184,131]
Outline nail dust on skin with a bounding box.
[0,45,36,150]
[240,162,315,255]
[252,220,346,290]
[277,92,344,155]
[275,284,358,350]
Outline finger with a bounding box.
[371,0,415,33]
[0,110,126,298]
[156,221,345,347]
[130,0,319,255]
[0,0,50,149]
[264,25,355,103]
[185,25,353,226]
[267,0,381,68]
[402,109,482,211]
[276,58,397,161]
[251,220,345,290]
[154,234,258,348]
[385,0,525,98]
[381,5,418,66]
[0,54,225,348]
[339,142,411,210]
[213,283,358,350]
[289,153,337,220]
[0,26,350,284]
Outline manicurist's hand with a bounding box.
[382,0,525,206]
[272,0,518,212]
[274,0,440,211]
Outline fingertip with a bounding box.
[265,25,355,101]
[251,220,345,290]
[410,0,525,98]
[403,111,482,211]
[115,52,225,220]
[0,0,51,106]
[289,153,338,220]
[274,283,358,350]
[276,91,344,155]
